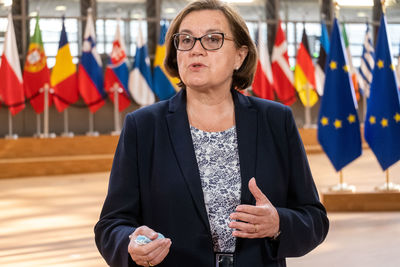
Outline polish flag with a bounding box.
[271,20,296,105]
[252,22,275,100]
[0,12,25,115]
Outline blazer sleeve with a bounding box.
[267,107,329,259]
[94,113,141,267]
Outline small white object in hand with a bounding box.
[135,233,165,245]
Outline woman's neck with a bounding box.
[186,88,235,132]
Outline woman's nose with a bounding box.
[190,39,206,55]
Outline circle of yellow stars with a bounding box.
[320,114,357,129]
[367,113,400,128]
[367,59,399,129]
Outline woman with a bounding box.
[94,0,329,266]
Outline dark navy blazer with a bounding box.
[94,89,329,267]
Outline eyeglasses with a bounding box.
[173,32,233,51]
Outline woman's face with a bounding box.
[176,10,247,92]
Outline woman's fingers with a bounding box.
[147,239,172,265]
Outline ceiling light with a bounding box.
[357,12,367,17]
[3,0,13,7]
[55,5,67,11]
[222,0,254,3]
[164,8,176,14]
[336,0,373,7]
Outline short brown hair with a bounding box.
[164,0,257,90]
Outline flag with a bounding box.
[104,22,131,111]
[0,12,25,115]
[23,15,51,114]
[78,9,105,113]
[128,21,155,106]
[271,20,296,105]
[153,22,180,100]
[51,17,79,112]
[358,23,375,98]
[315,21,330,96]
[342,23,360,101]
[294,28,319,107]
[364,14,400,170]
[317,18,362,171]
[396,44,400,86]
[251,22,274,100]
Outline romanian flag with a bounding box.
[51,17,79,112]
[294,29,319,107]
[0,12,25,115]
[153,22,179,100]
[23,15,51,114]
[78,9,105,113]
[104,22,131,112]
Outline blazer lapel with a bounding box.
[233,90,258,205]
[166,91,211,232]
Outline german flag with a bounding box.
[294,29,319,107]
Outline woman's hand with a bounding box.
[229,178,280,239]
[128,226,172,266]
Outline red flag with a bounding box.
[23,15,51,114]
[252,22,275,100]
[271,20,296,105]
[104,22,131,111]
[0,13,25,115]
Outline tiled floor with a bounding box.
[0,150,399,266]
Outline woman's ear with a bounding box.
[235,45,248,70]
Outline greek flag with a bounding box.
[358,24,375,97]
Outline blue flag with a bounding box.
[317,18,362,171]
[364,14,400,170]
[315,21,330,96]
[153,22,179,100]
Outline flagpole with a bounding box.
[375,169,400,192]
[304,84,311,128]
[329,170,356,192]
[5,110,18,139]
[43,83,49,138]
[35,113,41,137]
[61,108,74,137]
[111,83,121,136]
[86,112,99,137]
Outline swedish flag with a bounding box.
[364,14,400,170]
[153,22,180,100]
[317,18,362,171]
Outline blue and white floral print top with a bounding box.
[190,125,242,253]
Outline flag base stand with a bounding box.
[375,182,400,192]
[5,134,18,140]
[329,183,356,193]
[61,132,74,138]
[86,131,99,137]
[111,130,121,136]
[39,133,57,139]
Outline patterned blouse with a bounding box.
[190,125,242,253]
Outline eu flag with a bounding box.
[317,18,362,171]
[364,14,400,170]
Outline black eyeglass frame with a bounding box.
[172,32,234,51]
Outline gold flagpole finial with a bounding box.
[334,1,340,18]
[381,0,386,14]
